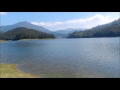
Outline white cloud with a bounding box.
[0,12,7,15]
[31,14,119,31]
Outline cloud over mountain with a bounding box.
[31,14,118,31]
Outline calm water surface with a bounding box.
[0,38,120,78]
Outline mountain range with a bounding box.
[54,28,86,34]
[0,21,80,38]
[1,18,120,38]
[0,21,51,33]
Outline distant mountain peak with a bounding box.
[14,21,30,25]
[0,21,51,33]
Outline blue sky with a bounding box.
[0,12,120,31]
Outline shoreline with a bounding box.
[1,37,119,42]
[0,40,6,42]
[0,64,39,78]
[19,38,54,41]
[0,38,54,42]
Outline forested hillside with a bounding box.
[68,18,120,38]
[0,27,55,40]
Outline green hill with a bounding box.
[68,18,120,38]
[0,27,55,40]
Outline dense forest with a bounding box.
[0,27,55,40]
[68,18,120,38]
[0,31,4,40]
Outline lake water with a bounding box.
[0,38,120,78]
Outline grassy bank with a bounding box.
[0,64,38,78]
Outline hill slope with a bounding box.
[1,27,55,40]
[68,18,120,38]
[0,21,51,33]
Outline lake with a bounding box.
[0,38,120,78]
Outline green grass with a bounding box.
[0,64,39,78]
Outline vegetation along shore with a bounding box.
[0,64,39,78]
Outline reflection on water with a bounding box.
[0,38,120,78]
